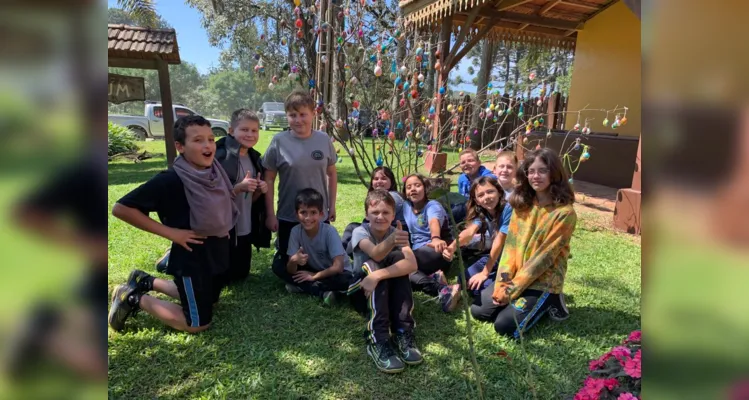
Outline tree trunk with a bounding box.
[425,30,437,99]
[471,39,494,150]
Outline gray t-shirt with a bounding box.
[350,223,397,271]
[262,130,336,222]
[287,222,350,272]
[234,155,255,236]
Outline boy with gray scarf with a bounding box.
[109,116,238,333]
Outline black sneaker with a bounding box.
[439,284,461,313]
[108,284,140,332]
[285,284,304,294]
[127,269,154,293]
[548,293,570,321]
[366,341,405,373]
[393,330,423,365]
[322,291,338,306]
[155,249,170,273]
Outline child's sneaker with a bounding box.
[439,283,461,313]
[285,284,304,294]
[127,269,154,293]
[108,284,141,332]
[155,249,170,273]
[432,270,448,287]
[367,341,405,373]
[548,293,570,321]
[322,291,338,306]
[393,330,423,365]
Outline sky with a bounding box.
[107,0,477,91]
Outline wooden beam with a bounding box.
[560,0,600,11]
[157,58,177,166]
[484,10,584,30]
[563,29,576,36]
[538,0,562,16]
[447,19,496,71]
[445,4,483,69]
[108,57,159,70]
[518,23,530,30]
[495,0,533,11]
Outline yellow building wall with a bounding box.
[565,1,641,137]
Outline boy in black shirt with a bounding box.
[108,116,237,333]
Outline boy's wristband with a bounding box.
[431,236,441,240]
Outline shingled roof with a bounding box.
[108,24,181,64]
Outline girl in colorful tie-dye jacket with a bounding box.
[470,148,577,338]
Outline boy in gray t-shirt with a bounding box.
[273,189,350,305]
[263,90,338,279]
[346,190,423,374]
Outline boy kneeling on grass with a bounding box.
[348,190,423,374]
[274,188,352,305]
[108,116,237,333]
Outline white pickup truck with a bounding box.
[108,102,230,140]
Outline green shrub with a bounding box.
[108,122,138,157]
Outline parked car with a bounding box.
[108,102,230,140]
[258,102,286,131]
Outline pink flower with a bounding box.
[618,393,638,400]
[589,359,605,371]
[603,378,619,391]
[611,346,631,362]
[624,330,641,344]
[623,349,642,379]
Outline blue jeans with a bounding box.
[461,255,497,297]
[450,202,468,224]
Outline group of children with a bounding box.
[108,90,577,374]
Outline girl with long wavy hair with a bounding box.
[441,176,513,312]
[470,148,577,338]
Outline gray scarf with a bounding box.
[173,156,238,237]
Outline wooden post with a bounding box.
[424,15,452,174]
[157,58,177,166]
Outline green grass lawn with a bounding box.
[107,132,641,399]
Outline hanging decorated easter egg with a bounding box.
[581,152,590,161]
[547,129,552,138]
[397,121,404,129]
[534,120,540,128]
[321,55,328,64]
[411,90,418,99]
[394,76,402,85]
[582,127,590,134]
[489,104,496,111]
[518,111,524,118]
[602,118,609,127]
[569,178,574,184]
[415,47,424,56]
[539,117,544,124]
[536,143,541,150]
[529,71,536,80]
[295,18,303,28]
[620,116,628,126]
[374,65,382,76]
[447,104,453,112]
[400,66,408,75]
[294,0,301,6]
[523,137,529,144]
[308,79,315,88]
[350,76,358,84]
[417,73,425,82]
[349,148,355,156]
[537,99,543,107]
[372,128,379,136]
[525,125,532,135]
[296,30,304,39]
[573,123,581,131]
[403,82,410,91]
[399,98,406,107]
[268,82,274,89]
[458,105,464,112]
[434,61,441,71]
[450,140,457,147]
[388,132,395,140]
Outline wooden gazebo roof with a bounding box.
[400,0,619,49]
[108,24,181,65]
